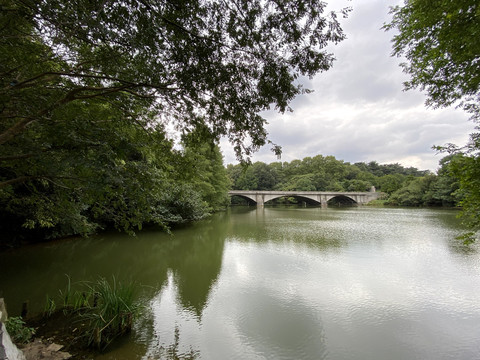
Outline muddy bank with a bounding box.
[24,311,98,360]
[21,339,73,360]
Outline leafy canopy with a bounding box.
[2,0,349,160]
[385,0,480,110]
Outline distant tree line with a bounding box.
[227,154,464,207]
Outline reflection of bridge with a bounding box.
[228,190,381,207]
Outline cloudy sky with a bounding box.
[220,0,475,172]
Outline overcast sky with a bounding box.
[220,0,475,172]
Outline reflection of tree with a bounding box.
[169,219,228,317]
[162,327,199,360]
[138,215,230,359]
[227,207,346,251]
[432,209,479,256]
[0,214,228,318]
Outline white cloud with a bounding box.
[221,0,476,171]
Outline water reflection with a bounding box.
[170,223,226,317]
[222,241,328,360]
[2,207,480,360]
[235,292,327,360]
[145,241,329,360]
[0,215,228,319]
[227,206,346,251]
[145,272,201,359]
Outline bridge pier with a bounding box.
[316,194,328,208]
[255,193,265,207]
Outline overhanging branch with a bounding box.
[0,176,34,188]
[0,175,87,189]
[0,78,176,145]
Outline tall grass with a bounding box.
[83,277,140,349]
[43,276,141,349]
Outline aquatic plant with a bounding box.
[82,277,140,349]
[42,276,141,349]
[43,294,56,317]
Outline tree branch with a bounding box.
[0,176,34,188]
[0,117,36,145]
[0,78,176,145]
[10,70,176,92]
[138,0,253,55]
[0,153,36,162]
[0,174,87,189]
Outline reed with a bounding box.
[82,277,139,349]
[43,294,56,317]
[43,276,141,350]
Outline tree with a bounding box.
[226,154,427,193]
[282,174,315,191]
[344,179,370,192]
[312,170,329,191]
[283,159,304,177]
[424,155,462,206]
[180,128,231,211]
[378,174,405,194]
[385,1,479,109]
[388,176,434,207]
[235,167,258,190]
[268,162,286,189]
[2,0,349,163]
[1,0,350,243]
[365,161,383,177]
[251,162,277,190]
[323,156,348,180]
[385,0,480,241]
[446,154,480,240]
[226,164,242,189]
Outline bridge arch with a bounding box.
[263,194,322,205]
[325,194,357,205]
[230,194,257,205]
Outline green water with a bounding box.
[1,206,479,359]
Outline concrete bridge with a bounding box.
[228,190,381,207]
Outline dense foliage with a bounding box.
[1,0,348,246]
[385,0,479,241]
[227,154,461,207]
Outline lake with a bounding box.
[1,206,479,359]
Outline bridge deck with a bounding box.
[228,190,380,206]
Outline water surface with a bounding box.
[1,207,479,359]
